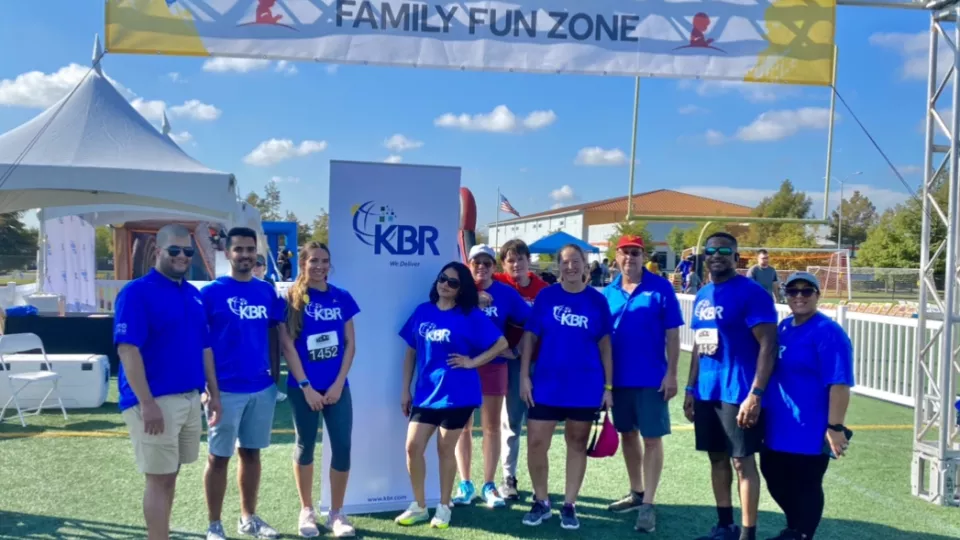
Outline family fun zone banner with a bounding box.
[106,0,836,86]
[326,160,461,514]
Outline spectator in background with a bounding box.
[645,256,660,276]
[747,250,783,303]
[279,250,294,282]
[676,255,695,281]
[590,261,603,287]
[254,255,275,286]
[685,267,702,294]
[600,258,611,284]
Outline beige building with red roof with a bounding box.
[488,189,752,269]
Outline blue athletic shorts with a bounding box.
[206,385,277,457]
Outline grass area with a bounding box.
[1,355,959,539]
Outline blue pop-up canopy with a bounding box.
[528,231,600,254]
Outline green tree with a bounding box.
[666,226,687,255]
[310,210,329,245]
[94,227,114,259]
[827,190,878,250]
[245,181,283,221]
[0,212,37,273]
[605,220,654,261]
[285,210,312,243]
[746,179,816,247]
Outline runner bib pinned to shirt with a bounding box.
[695,328,719,356]
[307,331,339,361]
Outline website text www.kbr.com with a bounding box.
[367,494,409,503]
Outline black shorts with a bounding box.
[409,406,474,430]
[527,404,599,423]
[694,400,763,458]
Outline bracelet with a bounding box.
[604,384,613,391]
[685,385,695,394]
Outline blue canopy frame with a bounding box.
[528,231,599,255]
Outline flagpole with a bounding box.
[495,187,501,249]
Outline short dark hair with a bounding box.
[499,239,531,261]
[430,262,479,314]
[226,227,257,248]
[757,248,769,256]
[705,232,738,249]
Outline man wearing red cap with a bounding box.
[602,235,684,533]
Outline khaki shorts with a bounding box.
[121,391,202,475]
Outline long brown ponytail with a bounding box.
[285,242,330,340]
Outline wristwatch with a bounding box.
[298,379,311,389]
[828,423,846,432]
[751,387,765,397]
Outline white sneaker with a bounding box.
[298,507,320,538]
[394,502,429,526]
[327,512,356,537]
[276,391,288,403]
[430,504,452,529]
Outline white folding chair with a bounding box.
[0,333,68,427]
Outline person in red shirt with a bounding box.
[492,239,549,500]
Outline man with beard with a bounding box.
[492,239,549,500]
[201,227,288,540]
[115,224,222,540]
[684,232,778,540]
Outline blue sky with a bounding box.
[0,2,934,231]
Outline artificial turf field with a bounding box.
[1,354,958,539]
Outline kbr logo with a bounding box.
[352,201,439,256]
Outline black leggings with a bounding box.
[760,449,830,538]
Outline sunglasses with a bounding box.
[704,247,735,256]
[165,246,195,257]
[785,288,818,298]
[619,248,643,257]
[437,274,461,289]
[471,259,494,268]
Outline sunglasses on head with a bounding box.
[165,246,195,257]
[785,287,818,298]
[704,246,735,256]
[437,274,461,289]
[619,248,643,257]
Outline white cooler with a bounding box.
[0,354,110,409]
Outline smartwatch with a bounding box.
[751,387,765,397]
[298,379,311,389]
[828,423,846,432]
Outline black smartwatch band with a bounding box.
[828,424,845,432]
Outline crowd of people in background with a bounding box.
[112,225,854,540]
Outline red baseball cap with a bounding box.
[617,235,645,250]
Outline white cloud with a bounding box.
[130,98,167,121]
[705,129,726,145]
[168,131,192,145]
[275,61,298,76]
[170,99,221,121]
[243,139,328,166]
[202,58,272,73]
[270,176,300,183]
[574,147,627,166]
[679,104,708,115]
[869,31,947,81]
[676,183,911,213]
[384,134,423,152]
[434,105,557,133]
[325,64,339,74]
[0,63,133,108]
[549,185,578,209]
[735,107,832,142]
[685,80,791,102]
[898,165,923,175]
[384,155,403,164]
[167,72,185,83]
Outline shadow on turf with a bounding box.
[1,506,955,539]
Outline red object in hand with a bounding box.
[587,411,619,459]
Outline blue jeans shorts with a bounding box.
[207,385,277,457]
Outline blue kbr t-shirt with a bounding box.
[201,276,286,394]
[527,284,612,408]
[400,302,502,409]
[604,271,684,388]
[289,285,361,392]
[765,312,855,455]
[479,281,531,363]
[113,269,210,411]
[691,275,777,405]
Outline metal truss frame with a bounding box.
[914,0,960,507]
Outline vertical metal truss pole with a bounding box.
[913,4,960,507]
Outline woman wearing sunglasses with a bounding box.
[395,262,508,529]
[451,245,531,509]
[284,242,360,537]
[762,272,854,540]
[519,244,613,531]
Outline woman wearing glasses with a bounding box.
[395,262,508,529]
[519,244,613,531]
[762,272,854,540]
[452,245,531,509]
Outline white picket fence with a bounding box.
[676,294,942,407]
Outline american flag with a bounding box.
[499,194,520,217]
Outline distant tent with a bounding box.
[528,231,599,254]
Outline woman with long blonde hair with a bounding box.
[284,242,360,538]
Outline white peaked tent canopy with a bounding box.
[0,36,237,219]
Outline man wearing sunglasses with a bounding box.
[684,232,778,540]
[114,224,222,540]
[603,235,684,533]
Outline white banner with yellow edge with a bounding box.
[106,0,836,86]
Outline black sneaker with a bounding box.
[607,492,643,513]
[765,529,803,540]
[522,500,552,526]
[559,503,579,530]
[695,524,741,540]
[500,475,520,501]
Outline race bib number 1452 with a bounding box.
[307,331,339,361]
